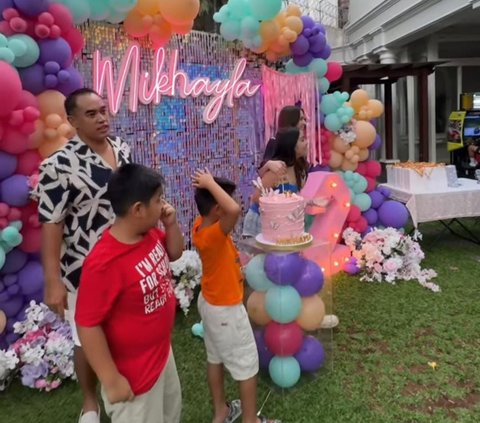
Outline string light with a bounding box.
[330,182,337,188]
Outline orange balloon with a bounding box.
[296,295,325,331]
[282,28,297,43]
[124,9,151,38]
[341,158,358,171]
[171,20,193,35]
[247,292,271,326]
[252,42,269,54]
[274,10,287,27]
[350,89,369,110]
[266,51,279,62]
[353,121,376,148]
[149,23,172,48]
[36,91,67,120]
[45,114,63,129]
[286,4,302,17]
[0,310,6,334]
[260,20,280,43]
[29,120,45,148]
[38,136,68,158]
[285,16,303,34]
[57,122,75,138]
[137,0,160,15]
[332,136,349,153]
[159,0,200,25]
[368,99,384,118]
[328,150,343,169]
[358,148,370,162]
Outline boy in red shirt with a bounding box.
[191,168,280,423]
[76,164,184,423]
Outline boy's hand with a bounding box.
[267,160,286,176]
[191,168,215,189]
[104,373,134,404]
[160,201,177,227]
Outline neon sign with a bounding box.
[93,44,261,124]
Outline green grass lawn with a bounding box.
[1,221,480,423]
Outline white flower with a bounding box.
[0,350,19,381]
[19,345,44,366]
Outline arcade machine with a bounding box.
[448,92,480,178]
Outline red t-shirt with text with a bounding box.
[75,228,176,395]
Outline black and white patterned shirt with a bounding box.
[32,136,131,291]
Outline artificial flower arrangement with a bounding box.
[342,227,440,292]
[170,250,202,315]
[0,301,75,392]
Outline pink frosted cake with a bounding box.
[259,192,307,244]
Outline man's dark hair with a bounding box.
[107,164,166,217]
[194,177,236,216]
[64,88,101,116]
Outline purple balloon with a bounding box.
[293,259,324,296]
[58,69,70,83]
[0,0,14,14]
[0,294,23,317]
[18,261,44,295]
[362,226,374,237]
[6,332,19,344]
[309,33,326,53]
[291,35,309,56]
[31,289,44,304]
[44,61,60,74]
[0,291,9,302]
[294,336,325,373]
[318,44,332,60]
[44,74,58,89]
[0,174,30,207]
[368,190,385,209]
[38,38,72,68]
[3,275,18,286]
[344,262,360,275]
[13,0,49,16]
[303,28,312,37]
[254,329,273,370]
[0,249,28,275]
[57,66,84,96]
[315,23,326,34]
[369,134,382,151]
[0,152,17,181]
[301,16,315,29]
[264,253,304,285]
[378,200,409,229]
[378,186,391,198]
[293,52,314,67]
[18,64,46,95]
[6,284,19,296]
[363,208,378,225]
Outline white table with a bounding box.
[381,178,480,243]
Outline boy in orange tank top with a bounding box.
[191,169,280,423]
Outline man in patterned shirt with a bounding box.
[33,88,131,423]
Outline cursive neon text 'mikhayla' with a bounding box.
[93,44,261,124]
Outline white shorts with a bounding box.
[198,293,259,381]
[65,291,81,347]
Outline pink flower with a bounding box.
[35,379,47,389]
[383,258,401,273]
[50,379,61,390]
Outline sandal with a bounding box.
[224,399,242,423]
[258,416,282,423]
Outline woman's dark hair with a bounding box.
[273,128,309,188]
[261,106,304,164]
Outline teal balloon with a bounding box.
[10,221,22,231]
[89,0,109,20]
[229,0,251,19]
[320,94,341,115]
[353,193,372,212]
[269,356,301,388]
[220,19,241,41]
[11,35,39,68]
[285,59,303,75]
[318,77,330,94]
[59,0,90,24]
[214,5,230,23]
[110,0,136,13]
[244,254,274,292]
[248,0,282,21]
[324,113,343,132]
[333,90,350,103]
[343,170,353,182]
[0,47,15,64]
[265,285,302,323]
[241,16,260,38]
[1,227,22,247]
[191,322,204,338]
[352,174,368,194]
[309,59,327,78]
[0,247,5,270]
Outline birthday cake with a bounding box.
[386,162,455,192]
[259,192,308,244]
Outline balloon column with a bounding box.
[245,253,326,389]
[0,0,86,348]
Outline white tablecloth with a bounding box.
[380,178,480,227]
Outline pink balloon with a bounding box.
[16,150,41,175]
[63,27,84,56]
[356,162,367,176]
[325,61,343,82]
[20,227,41,253]
[0,62,22,117]
[365,176,376,193]
[365,160,381,177]
[48,3,74,35]
[0,127,29,154]
[347,204,361,222]
[265,322,303,357]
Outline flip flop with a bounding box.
[224,399,242,423]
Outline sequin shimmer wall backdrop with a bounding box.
[76,23,265,245]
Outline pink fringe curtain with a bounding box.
[261,66,321,165]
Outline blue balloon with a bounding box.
[265,285,302,323]
[269,356,301,388]
[244,254,274,292]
